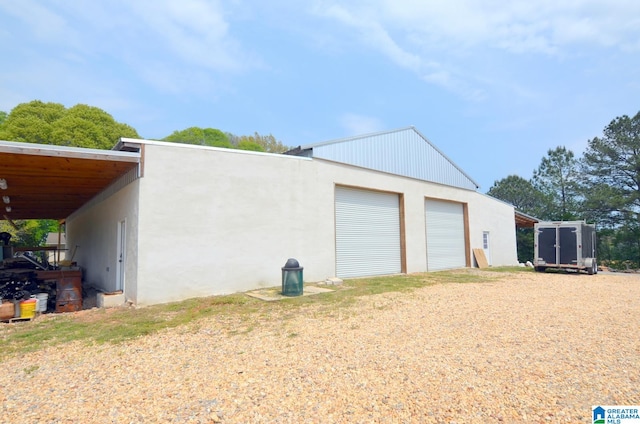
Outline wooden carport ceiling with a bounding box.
[0,141,140,220]
[515,210,539,228]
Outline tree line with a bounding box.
[0,100,290,153]
[0,100,290,246]
[487,111,640,269]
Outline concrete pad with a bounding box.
[97,292,125,308]
[321,277,344,285]
[246,285,334,301]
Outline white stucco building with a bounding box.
[1,127,519,306]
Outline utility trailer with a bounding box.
[534,220,597,274]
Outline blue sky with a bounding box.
[1,1,639,190]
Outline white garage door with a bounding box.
[425,199,466,271]
[335,187,401,278]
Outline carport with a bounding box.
[0,140,140,221]
[515,210,539,228]
[0,140,140,315]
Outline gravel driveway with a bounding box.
[1,270,639,423]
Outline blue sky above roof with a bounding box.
[1,0,639,190]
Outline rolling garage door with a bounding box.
[425,199,466,271]
[335,187,401,278]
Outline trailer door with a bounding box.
[559,226,578,265]
[538,227,557,264]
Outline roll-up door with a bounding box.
[335,187,401,278]
[425,199,466,271]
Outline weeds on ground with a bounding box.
[0,267,522,359]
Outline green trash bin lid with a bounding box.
[282,258,302,270]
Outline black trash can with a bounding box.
[281,258,303,296]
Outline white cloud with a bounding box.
[340,113,384,135]
[312,3,483,99]
[0,0,257,96]
[127,0,246,72]
[0,0,79,45]
[315,4,421,71]
[308,0,640,110]
[376,0,640,53]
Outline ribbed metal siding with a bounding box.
[425,199,466,271]
[313,128,478,190]
[335,187,401,278]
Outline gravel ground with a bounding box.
[1,270,639,423]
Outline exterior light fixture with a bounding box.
[0,179,6,190]
[5,206,11,213]
[2,196,9,204]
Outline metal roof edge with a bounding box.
[0,139,140,162]
[116,137,312,161]
[481,192,515,207]
[482,192,529,210]
[515,210,541,222]
[298,126,417,149]
[410,127,480,190]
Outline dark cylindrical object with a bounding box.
[1,246,11,261]
[281,258,303,297]
[0,232,11,246]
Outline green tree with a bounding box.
[163,128,290,153]
[0,219,58,248]
[487,175,550,262]
[532,146,581,220]
[228,132,290,153]
[162,127,233,148]
[236,140,265,152]
[487,175,550,219]
[0,101,139,246]
[581,112,640,227]
[0,100,138,149]
[581,111,640,266]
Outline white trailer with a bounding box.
[534,220,597,274]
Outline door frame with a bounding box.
[334,185,405,278]
[116,219,126,292]
[482,231,492,266]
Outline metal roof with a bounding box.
[287,126,479,190]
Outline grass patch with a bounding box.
[0,268,521,359]
[23,365,39,375]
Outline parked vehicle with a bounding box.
[534,220,597,274]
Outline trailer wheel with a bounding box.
[587,262,595,275]
[534,266,546,273]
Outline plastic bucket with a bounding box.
[35,293,48,312]
[20,299,37,319]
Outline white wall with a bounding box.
[467,193,518,266]
[66,180,139,303]
[312,160,518,272]
[131,142,517,305]
[135,143,331,305]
